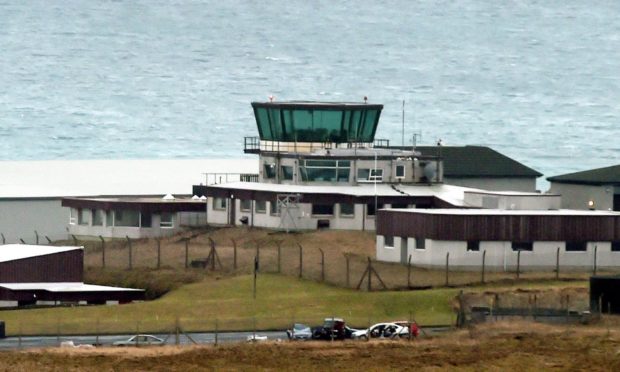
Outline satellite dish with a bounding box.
[423,163,437,181]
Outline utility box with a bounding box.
[590,276,620,314]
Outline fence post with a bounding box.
[344,253,350,287]
[367,257,372,292]
[1,233,5,245]
[407,254,412,288]
[45,236,52,244]
[232,239,237,270]
[34,230,39,245]
[215,319,219,346]
[319,248,325,282]
[277,241,282,273]
[255,241,260,270]
[445,252,449,287]
[175,317,180,345]
[96,318,100,346]
[185,238,189,269]
[72,234,78,246]
[481,250,486,284]
[556,246,560,280]
[126,236,132,270]
[298,243,303,278]
[253,256,258,299]
[99,235,105,268]
[516,250,521,279]
[593,244,598,276]
[156,238,161,269]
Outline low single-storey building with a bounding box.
[61,196,207,239]
[0,245,143,307]
[548,164,620,211]
[376,208,620,271]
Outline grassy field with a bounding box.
[0,274,458,336]
[1,321,619,371]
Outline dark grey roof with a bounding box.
[411,146,542,178]
[547,164,620,186]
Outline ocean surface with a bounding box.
[1,1,619,185]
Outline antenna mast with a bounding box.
[401,100,405,146]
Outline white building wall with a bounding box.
[68,209,182,239]
[0,198,68,243]
[549,183,614,210]
[445,177,536,192]
[376,238,620,270]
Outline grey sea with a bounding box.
[1,0,619,184]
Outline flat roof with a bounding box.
[0,245,82,263]
[0,282,143,292]
[0,159,258,199]
[386,208,620,216]
[206,182,480,207]
[251,101,383,110]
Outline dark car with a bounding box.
[311,318,359,340]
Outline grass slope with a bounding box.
[0,274,457,336]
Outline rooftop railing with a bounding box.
[243,136,391,154]
[202,173,259,185]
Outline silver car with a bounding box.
[286,323,313,340]
[113,334,165,347]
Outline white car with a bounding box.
[113,334,165,347]
[352,323,410,340]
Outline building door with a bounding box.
[614,194,620,211]
[229,198,236,225]
[400,237,408,264]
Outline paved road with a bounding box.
[0,327,451,350]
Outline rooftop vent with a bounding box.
[162,193,175,201]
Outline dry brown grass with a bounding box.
[75,226,608,292]
[2,321,620,371]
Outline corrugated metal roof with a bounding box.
[388,208,620,216]
[0,245,82,263]
[0,159,258,199]
[0,282,143,292]
[547,164,620,185]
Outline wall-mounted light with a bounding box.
[588,200,595,210]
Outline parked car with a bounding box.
[246,334,268,342]
[113,334,165,347]
[286,323,313,340]
[311,318,359,340]
[352,322,412,340]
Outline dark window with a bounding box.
[255,200,266,213]
[240,199,252,211]
[281,166,294,180]
[340,203,354,216]
[141,213,152,228]
[92,209,103,226]
[415,238,425,249]
[566,241,587,252]
[467,241,480,251]
[366,203,384,216]
[312,204,334,215]
[384,235,394,247]
[395,165,405,178]
[512,242,533,251]
[264,163,276,179]
[390,203,408,209]
[214,198,227,210]
[270,201,279,215]
[612,242,620,252]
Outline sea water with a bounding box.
[1,0,619,182]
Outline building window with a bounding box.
[566,241,587,252]
[160,212,173,228]
[395,165,405,178]
[141,213,152,228]
[106,211,113,226]
[415,238,425,250]
[357,168,383,182]
[92,209,103,226]
[340,203,354,217]
[391,203,408,209]
[69,208,77,225]
[255,200,266,213]
[312,204,334,216]
[612,242,620,252]
[512,242,533,251]
[78,209,89,225]
[366,203,384,216]
[299,159,350,183]
[114,210,140,227]
[467,241,480,251]
[264,163,277,179]
[240,199,252,211]
[281,166,294,180]
[213,198,227,210]
[384,235,394,247]
[270,201,279,215]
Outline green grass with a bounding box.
[0,274,458,336]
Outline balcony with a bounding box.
[202,172,259,185]
[244,136,391,154]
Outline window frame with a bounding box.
[160,212,174,228]
[467,241,480,252]
[240,199,252,212]
[213,197,227,211]
[395,164,405,178]
[339,203,355,217]
[512,242,533,251]
[384,235,394,248]
[312,204,334,216]
[255,200,266,214]
[415,237,425,250]
[565,241,587,252]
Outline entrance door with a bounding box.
[228,198,236,225]
[400,237,408,264]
